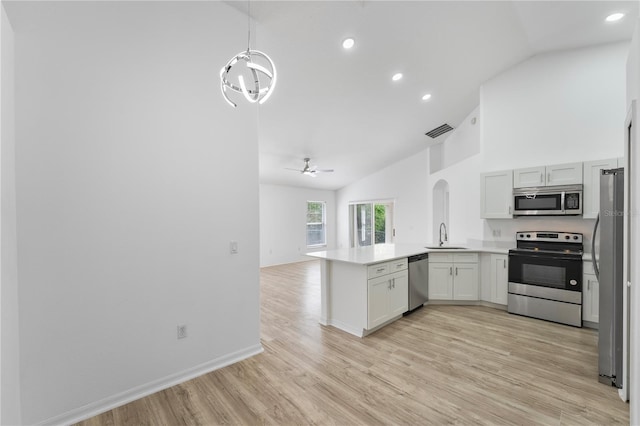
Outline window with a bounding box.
[306,201,326,247]
[349,201,394,247]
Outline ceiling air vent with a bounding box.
[425,123,454,139]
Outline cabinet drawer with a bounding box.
[583,260,595,275]
[389,258,408,272]
[368,263,390,279]
[429,253,453,263]
[453,253,478,263]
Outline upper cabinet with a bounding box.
[480,170,513,219]
[512,166,545,188]
[583,158,618,219]
[513,162,583,188]
[547,162,583,186]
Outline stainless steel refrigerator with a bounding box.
[591,167,624,388]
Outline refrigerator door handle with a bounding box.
[592,213,600,281]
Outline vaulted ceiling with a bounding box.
[240,1,638,190]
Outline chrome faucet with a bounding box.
[439,222,448,247]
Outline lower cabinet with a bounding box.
[583,260,599,324]
[367,261,408,329]
[490,254,508,305]
[428,253,478,301]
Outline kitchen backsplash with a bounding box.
[483,217,597,252]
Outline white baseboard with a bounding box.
[325,319,364,337]
[39,344,264,426]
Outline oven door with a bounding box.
[513,191,563,215]
[508,250,582,292]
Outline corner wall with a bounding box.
[627,15,640,425]
[6,2,261,423]
[336,149,430,249]
[259,184,336,267]
[0,3,20,424]
[481,42,628,171]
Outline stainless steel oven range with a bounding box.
[507,232,583,327]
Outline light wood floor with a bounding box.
[77,260,629,425]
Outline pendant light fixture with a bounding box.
[220,0,277,107]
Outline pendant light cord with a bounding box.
[247,0,251,52]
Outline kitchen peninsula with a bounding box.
[308,243,510,337]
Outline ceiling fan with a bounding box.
[285,158,334,177]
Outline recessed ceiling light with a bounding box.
[392,73,403,81]
[606,13,625,22]
[342,38,355,49]
[421,93,432,101]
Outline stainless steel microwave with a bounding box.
[513,184,583,216]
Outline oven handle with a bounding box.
[508,252,581,262]
[591,213,600,281]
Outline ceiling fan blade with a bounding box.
[315,169,334,173]
[284,167,302,172]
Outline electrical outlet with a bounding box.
[177,324,187,339]
[230,241,238,254]
[492,229,502,237]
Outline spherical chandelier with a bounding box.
[220,1,277,108]
[220,49,277,108]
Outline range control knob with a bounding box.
[565,235,570,240]
[526,234,531,238]
[573,236,579,240]
[519,234,524,238]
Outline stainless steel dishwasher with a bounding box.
[407,253,429,312]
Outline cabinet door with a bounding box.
[491,255,508,305]
[480,170,513,218]
[546,162,583,186]
[583,273,599,323]
[513,166,545,188]
[368,275,391,329]
[388,271,409,318]
[583,158,618,219]
[428,263,453,300]
[453,263,479,300]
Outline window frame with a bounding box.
[306,200,327,248]
[349,200,395,248]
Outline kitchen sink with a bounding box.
[424,246,467,250]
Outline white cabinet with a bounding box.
[428,253,478,301]
[428,262,453,299]
[367,260,408,329]
[513,166,546,188]
[583,158,618,219]
[547,162,583,186]
[513,162,583,188]
[480,170,513,219]
[583,260,599,324]
[453,262,479,300]
[490,254,508,305]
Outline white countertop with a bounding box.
[306,243,509,265]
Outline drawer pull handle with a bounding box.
[449,267,452,276]
[377,268,385,273]
[455,267,458,276]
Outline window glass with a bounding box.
[307,201,326,247]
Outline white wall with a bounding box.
[6,2,261,423]
[627,16,640,426]
[0,3,20,424]
[478,42,629,245]
[336,149,430,250]
[428,107,483,244]
[481,42,629,171]
[259,184,336,267]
